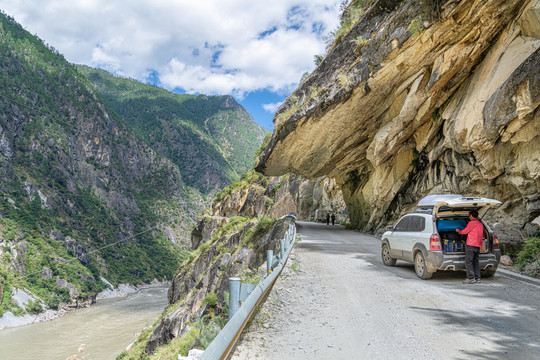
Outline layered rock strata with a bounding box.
[256,0,540,237]
[209,174,349,226]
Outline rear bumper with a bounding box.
[425,249,501,272]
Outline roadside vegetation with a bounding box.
[513,237,540,278]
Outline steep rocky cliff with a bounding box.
[257,0,540,239]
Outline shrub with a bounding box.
[326,0,374,49]
[174,327,201,356]
[242,216,276,247]
[47,294,60,309]
[515,237,540,271]
[26,300,43,314]
[199,317,223,348]
[202,292,218,308]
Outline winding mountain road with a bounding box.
[231,221,540,360]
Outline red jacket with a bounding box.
[458,219,484,247]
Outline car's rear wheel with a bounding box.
[481,268,497,278]
[382,243,396,266]
[414,251,433,279]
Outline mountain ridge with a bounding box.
[77,65,268,196]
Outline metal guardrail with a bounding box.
[199,216,297,360]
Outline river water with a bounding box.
[0,286,168,360]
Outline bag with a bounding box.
[437,219,466,232]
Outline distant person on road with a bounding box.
[331,213,336,226]
[326,213,330,225]
[456,210,484,284]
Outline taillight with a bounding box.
[492,233,499,249]
[430,234,442,250]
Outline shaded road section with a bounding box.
[231,221,540,360]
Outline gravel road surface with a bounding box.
[230,221,540,360]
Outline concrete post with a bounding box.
[229,277,241,320]
[267,250,273,277]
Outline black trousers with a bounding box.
[465,245,481,280]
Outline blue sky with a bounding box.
[1,0,342,131]
[237,90,287,131]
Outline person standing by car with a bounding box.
[456,210,484,284]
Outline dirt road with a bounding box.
[231,221,540,360]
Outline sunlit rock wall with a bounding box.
[256,0,539,238]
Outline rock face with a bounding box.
[210,174,349,228]
[268,175,349,223]
[144,218,288,355]
[257,0,540,236]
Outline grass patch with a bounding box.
[213,170,267,204]
[242,216,276,248]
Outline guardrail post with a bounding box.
[280,238,285,259]
[287,228,291,245]
[267,250,273,277]
[229,277,241,320]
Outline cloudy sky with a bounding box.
[1,0,343,130]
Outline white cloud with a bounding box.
[1,0,342,97]
[263,102,284,113]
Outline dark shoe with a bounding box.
[462,279,476,284]
[475,278,481,283]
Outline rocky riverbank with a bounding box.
[0,280,169,331]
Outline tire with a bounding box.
[382,243,396,266]
[481,268,497,278]
[414,251,433,280]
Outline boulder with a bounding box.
[523,261,540,278]
[41,267,53,279]
[178,349,204,360]
[56,277,79,298]
[500,255,514,266]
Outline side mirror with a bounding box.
[386,226,394,232]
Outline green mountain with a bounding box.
[76,66,268,195]
[0,12,208,315]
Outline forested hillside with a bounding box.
[0,12,205,316]
[77,66,268,195]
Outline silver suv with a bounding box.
[381,195,501,279]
